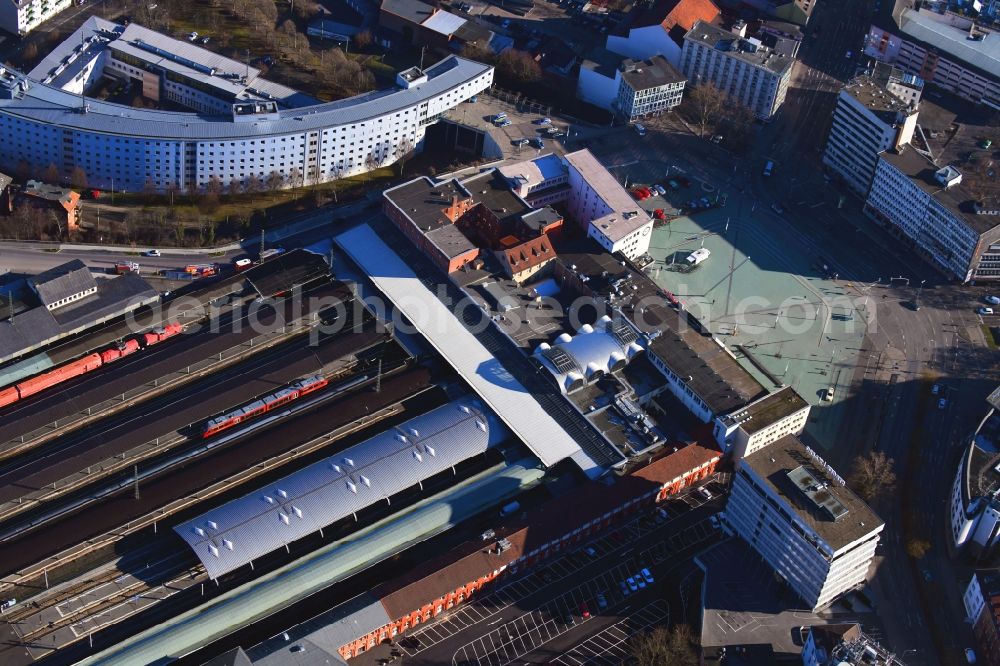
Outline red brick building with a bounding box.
[334,441,721,659]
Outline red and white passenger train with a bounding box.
[202,375,328,438]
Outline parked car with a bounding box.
[188,31,199,41]
[531,137,544,149]
[710,514,721,529]
[143,249,161,257]
[501,18,511,28]
[619,580,630,596]
[986,295,1000,305]
[771,203,784,215]
[200,36,210,44]
[596,593,607,610]
[938,398,948,410]
[635,576,647,589]
[626,577,638,592]
[653,209,666,220]
[978,307,994,315]
[824,387,835,401]
[966,647,977,664]
[931,384,941,395]
[845,50,853,58]
[584,546,596,557]
[579,602,590,619]
[640,568,654,584]
[498,119,512,127]
[654,184,666,195]
[698,487,713,500]
[634,123,646,136]
[513,138,529,147]
[534,117,551,125]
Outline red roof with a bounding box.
[501,235,555,273]
[631,441,721,485]
[376,442,720,620]
[623,0,720,43]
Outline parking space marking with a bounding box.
[551,599,670,666]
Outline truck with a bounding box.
[114,261,139,274]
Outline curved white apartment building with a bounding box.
[0,22,492,193]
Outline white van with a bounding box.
[763,160,774,177]
[634,123,646,137]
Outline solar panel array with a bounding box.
[542,346,580,374]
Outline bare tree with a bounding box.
[227,177,243,197]
[266,170,284,193]
[42,163,60,184]
[496,49,542,83]
[848,451,897,503]
[630,625,697,666]
[394,136,416,176]
[70,166,88,191]
[364,151,379,180]
[288,166,303,189]
[205,175,223,197]
[907,539,931,559]
[353,29,373,50]
[246,174,263,200]
[687,82,728,138]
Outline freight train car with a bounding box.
[0,322,183,410]
[142,323,183,347]
[202,375,328,438]
[16,353,103,399]
[99,339,140,364]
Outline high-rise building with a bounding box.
[865,147,1000,283]
[823,65,920,196]
[680,20,794,120]
[0,0,72,36]
[725,436,883,611]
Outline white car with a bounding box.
[697,487,713,500]
[987,295,1000,305]
[979,307,994,315]
[188,31,199,41]
[823,387,835,401]
[143,249,161,257]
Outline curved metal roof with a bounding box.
[0,55,491,140]
[174,397,509,579]
[533,316,644,393]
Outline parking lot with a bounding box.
[551,599,671,666]
[450,559,641,666]
[385,477,726,666]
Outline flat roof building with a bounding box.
[823,65,919,197]
[726,435,883,611]
[949,386,1000,559]
[864,2,999,109]
[865,143,1000,282]
[681,20,794,120]
[563,149,654,261]
[0,27,492,193]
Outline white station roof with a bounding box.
[335,223,600,476]
[175,397,508,579]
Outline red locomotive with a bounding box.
[202,375,328,438]
[0,322,183,410]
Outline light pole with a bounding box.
[916,279,926,307]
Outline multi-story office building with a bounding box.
[823,65,920,196]
[577,52,686,120]
[864,3,999,109]
[713,385,810,460]
[0,0,72,36]
[562,149,653,260]
[865,146,1000,282]
[614,56,686,121]
[0,20,492,193]
[681,20,794,120]
[726,436,883,611]
[949,387,1000,559]
[963,572,1000,666]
